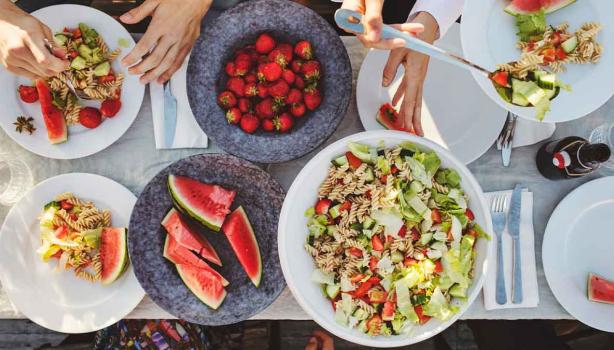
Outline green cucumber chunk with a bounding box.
[561,35,578,53]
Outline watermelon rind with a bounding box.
[100,227,129,285]
[588,272,614,305]
[176,264,227,309]
[222,206,262,288]
[504,0,576,15]
[167,175,229,232]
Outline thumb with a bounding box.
[304,336,318,350]
[120,0,159,24]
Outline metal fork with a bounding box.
[42,38,91,101]
[491,194,508,305]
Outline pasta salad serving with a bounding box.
[303,142,489,337]
[37,192,128,285]
[17,23,124,144]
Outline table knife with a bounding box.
[508,184,523,304]
[163,81,177,148]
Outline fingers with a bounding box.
[413,84,424,136]
[157,44,190,83]
[390,22,425,35]
[140,42,179,83]
[399,69,423,134]
[25,33,68,74]
[122,28,161,67]
[120,0,159,24]
[340,0,365,13]
[128,34,174,75]
[304,336,318,350]
[311,330,335,350]
[392,75,406,107]
[363,0,383,43]
[382,48,406,87]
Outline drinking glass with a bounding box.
[0,153,33,206]
[589,122,614,173]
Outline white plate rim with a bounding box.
[0,4,145,159]
[0,172,145,333]
[542,176,614,332]
[278,130,493,347]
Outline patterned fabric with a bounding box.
[94,319,214,350]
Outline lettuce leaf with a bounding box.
[422,287,458,320]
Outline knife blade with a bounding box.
[508,184,523,303]
[163,81,177,148]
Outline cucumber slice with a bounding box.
[561,35,578,53]
[70,56,87,70]
[348,142,373,163]
[326,225,337,236]
[536,73,557,90]
[512,78,546,106]
[54,34,68,45]
[544,86,560,101]
[365,168,374,182]
[495,86,512,103]
[326,285,341,299]
[93,61,111,77]
[78,44,92,60]
[512,91,530,106]
[363,217,375,229]
[450,284,468,298]
[332,155,348,167]
[329,204,342,219]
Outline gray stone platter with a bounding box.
[187,0,352,163]
[128,153,286,325]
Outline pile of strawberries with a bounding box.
[217,33,323,134]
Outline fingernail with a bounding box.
[382,76,389,86]
[308,337,317,343]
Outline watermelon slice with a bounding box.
[161,208,222,266]
[100,227,129,285]
[163,234,229,286]
[35,79,67,144]
[176,264,227,309]
[221,206,262,287]
[588,273,614,305]
[376,103,407,132]
[504,0,576,15]
[168,174,236,232]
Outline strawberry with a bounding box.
[315,198,332,215]
[262,118,275,132]
[238,98,251,113]
[268,79,289,98]
[245,73,257,83]
[269,43,293,67]
[301,60,321,81]
[244,82,259,97]
[226,77,245,97]
[225,61,237,76]
[294,76,305,89]
[79,107,102,129]
[286,88,303,105]
[100,99,121,117]
[240,113,260,133]
[282,69,295,84]
[304,87,322,110]
[234,58,251,76]
[257,82,269,99]
[274,112,294,133]
[226,107,241,124]
[255,98,276,119]
[259,62,283,82]
[255,33,276,54]
[290,102,306,117]
[294,40,313,60]
[18,85,38,103]
[278,43,293,62]
[291,59,303,73]
[235,52,251,62]
[217,91,237,109]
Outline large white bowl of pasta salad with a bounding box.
[278,130,493,347]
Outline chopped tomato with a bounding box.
[68,50,78,59]
[60,200,73,211]
[379,174,388,184]
[414,305,432,325]
[410,227,420,241]
[366,315,382,335]
[490,71,510,88]
[386,235,393,243]
[50,249,63,259]
[349,247,363,258]
[367,276,381,285]
[350,274,365,283]
[431,208,442,224]
[527,41,536,51]
[72,28,82,39]
[54,225,69,239]
[382,301,396,321]
[541,48,556,63]
[69,213,78,221]
[390,165,398,174]
[352,281,374,298]
[62,27,70,33]
[465,208,475,221]
[404,257,418,267]
[555,47,567,60]
[467,228,478,239]
[98,74,116,84]
[551,31,563,45]
[397,225,407,238]
[315,198,332,215]
[339,200,352,212]
[371,235,384,252]
[434,260,443,273]
[369,256,379,272]
[345,151,362,169]
[368,290,388,304]
[447,229,454,241]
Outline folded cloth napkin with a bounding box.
[151,57,208,149]
[483,189,540,310]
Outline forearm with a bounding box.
[408,0,464,39]
[0,0,24,20]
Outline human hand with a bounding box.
[382,12,439,136]
[304,330,334,350]
[340,0,424,50]
[120,0,212,84]
[0,1,69,80]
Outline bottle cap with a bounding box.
[553,151,571,169]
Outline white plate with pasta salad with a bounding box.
[278,131,493,347]
[0,173,145,333]
[0,5,144,159]
[461,0,613,122]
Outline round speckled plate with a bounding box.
[187,0,352,163]
[128,154,285,325]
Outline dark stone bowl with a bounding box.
[187,0,352,163]
[128,154,286,325]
